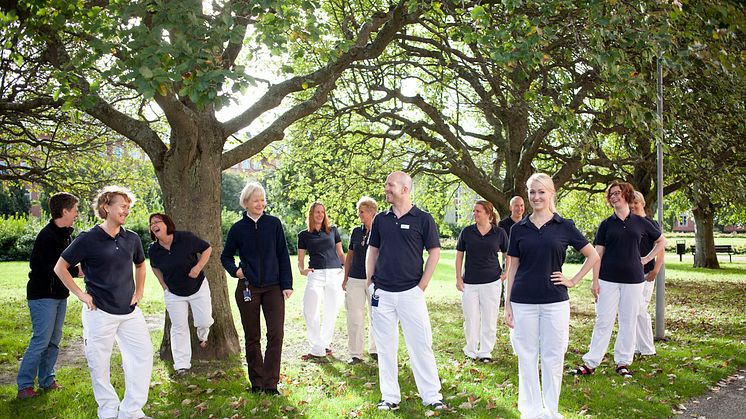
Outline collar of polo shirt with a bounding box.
[517,212,565,226]
[384,205,421,217]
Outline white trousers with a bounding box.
[635,280,656,355]
[371,285,442,405]
[462,281,501,359]
[303,268,344,356]
[345,277,377,358]
[582,280,644,368]
[82,306,153,419]
[510,301,570,419]
[164,280,215,369]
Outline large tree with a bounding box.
[320,0,672,216]
[0,0,420,358]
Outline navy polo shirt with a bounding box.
[61,225,145,315]
[149,231,210,297]
[347,225,369,279]
[508,214,589,304]
[298,227,342,269]
[640,217,661,274]
[594,213,662,284]
[456,224,508,284]
[498,216,518,238]
[369,205,440,292]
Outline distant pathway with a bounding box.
[675,369,746,419]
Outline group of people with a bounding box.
[15,170,665,418]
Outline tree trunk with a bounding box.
[154,122,241,360]
[692,195,720,269]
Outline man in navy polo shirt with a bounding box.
[498,196,525,237]
[55,186,153,419]
[366,171,446,411]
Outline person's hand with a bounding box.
[499,272,507,281]
[282,289,293,299]
[640,256,650,266]
[418,281,427,292]
[504,303,514,329]
[78,292,96,310]
[188,265,201,279]
[551,271,576,288]
[130,290,143,306]
[645,270,658,282]
[236,268,245,279]
[591,281,600,302]
[77,265,84,277]
[300,268,314,276]
[342,278,348,291]
[455,277,464,292]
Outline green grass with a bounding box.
[0,252,745,418]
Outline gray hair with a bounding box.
[239,181,266,210]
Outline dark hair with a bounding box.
[605,181,636,205]
[475,200,499,226]
[49,192,79,219]
[149,213,176,241]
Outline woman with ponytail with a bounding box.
[504,173,599,418]
[454,200,508,362]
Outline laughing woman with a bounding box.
[298,202,346,360]
[575,182,666,378]
[148,213,214,375]
[504,173,599,419]
[455,200,508,363]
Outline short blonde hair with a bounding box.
[239,181,266,210]
[633,191,646,206]
[356,196,378,213]
[92,186,136,220]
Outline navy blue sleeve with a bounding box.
[333,227,341,244]
[297,231,307,250]
[644,218,662,242]
[593,219,608,246]
[275,220,293,290]
[507,228,520,257]
[220,224,240,277]
[133,235,145,264]
[186,231,210,253]
[423,214,440,250]
[498,228,509,253]
[60,232,87,266]
[455,228,466,251]
[369,214,382,248]
[348,228,359,251]
[566,220,590,251]
[148,243,159,268]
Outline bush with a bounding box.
[0,214,42,261]
[565,247,585,264]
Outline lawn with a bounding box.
[0,252,744,418]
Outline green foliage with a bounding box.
[0,184,30,216]
[221,171,248,212]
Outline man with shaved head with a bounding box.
[498,196,525,238]
[366,171,446,411]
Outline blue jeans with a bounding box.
[16,298,67,390]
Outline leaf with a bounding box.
[139,66,154,79]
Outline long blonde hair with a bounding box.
[307,201,331,233]
[526,173,557,213]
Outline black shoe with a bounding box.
[263,388,280,395]
[370,353,378,361]
[377,400,400,411]
[348,357,363,365]
[250,386,263,393]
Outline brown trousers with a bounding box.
[235,284,285,390]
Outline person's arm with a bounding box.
[131,262,146,305]
[645,245,666,282]
[500,252,508,281]
[551,244,600,287]
[189,246,212,279]
[642,234,667,266]
[503,255,519,329]
[336,242,345,266]
[297,249,313,276]
[454,250,465,292]
[592,245,605,300]
[220,227,243,278]
[151,266,168,291]
[54,257,95,309]
[343,249,354,291]
[366,246,379,288]
[418,247,441,291]
[275,221,293,299]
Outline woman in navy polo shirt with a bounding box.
[297,201,346,360]
[455,200,508,363]
[148,213,214,375]
[575,182,666,378]
[504,173,599,419]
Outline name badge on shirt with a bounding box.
[400,224,410,229]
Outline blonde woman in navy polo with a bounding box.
[455,200,508,363]
[575,182,666,378]
[504,173,599,419]
[297,202,346,360]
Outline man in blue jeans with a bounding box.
[17,192,80,399]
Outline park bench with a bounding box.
[689,244,734,263]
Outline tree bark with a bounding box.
[154,121,240,360]
[692,193,720,269]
